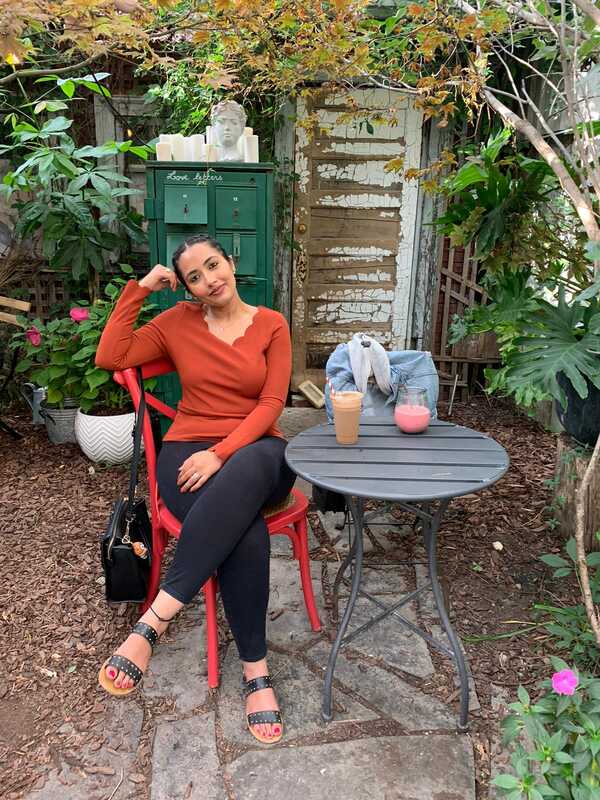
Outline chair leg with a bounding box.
[203,577,220,688]
[142,526,163,613]
[295,516,322,632]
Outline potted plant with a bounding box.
[13,315,89,444]
[71,267,157,464]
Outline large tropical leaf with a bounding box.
[505,291,600,407]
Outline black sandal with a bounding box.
[243,675,283,744]
[98,622,159,697]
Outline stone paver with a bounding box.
[224,734,476,800]
[342,594,434,678]
[151,714,224,800]
[144,603,210,713]
[266,557,325,648]
[306,641,455,731]
[218,645,376,745]
[26,700,143,800]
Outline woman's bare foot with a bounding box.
[103,592,183,690]
[243,658,282,742]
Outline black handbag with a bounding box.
[100,369,152,603]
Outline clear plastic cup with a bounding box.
[331,391,363,444]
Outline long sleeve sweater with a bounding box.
[95,280,291,462]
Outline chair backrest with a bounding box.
[113,358,177,516]
[0,295,31,327]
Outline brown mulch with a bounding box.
[0,397,571,799]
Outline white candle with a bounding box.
[155,141,172,161]
[184,137,195,161]
[244,127,253,136]
[205,125,214,145]
[170,133,185,161]
[190,133,205,160]
[243,134,259,163]
[204,144,217,162]
[159,133,171,144]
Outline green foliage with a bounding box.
[493,661,600,800]
[12,266,157,412]
[504,291,600,409]
[0,76,150,291]
[448,269,547,406]
[536,538,600,672]
[436,129,589,283]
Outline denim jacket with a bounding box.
[324,343,439,423]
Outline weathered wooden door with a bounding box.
[291,89,423,389]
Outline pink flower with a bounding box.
[25,326,41,347]
[69,307,89,323]
[551,669,578,696]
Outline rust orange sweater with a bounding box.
[95,280,291,462]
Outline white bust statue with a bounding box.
[210,100,246,161]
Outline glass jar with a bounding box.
[394,387,431,434]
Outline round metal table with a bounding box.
[285,416,509,730]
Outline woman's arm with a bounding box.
[95,266,177,370]
[209,316,292,463]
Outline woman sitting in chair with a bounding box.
[95,234,296,745]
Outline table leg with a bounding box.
[322,495,364,722]
[423,500,470,731]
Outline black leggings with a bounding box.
[157,436,296,662]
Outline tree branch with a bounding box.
[483,88,600,242]
[0,56,96,86]
[575,433,600,649]
[572,0,600,28]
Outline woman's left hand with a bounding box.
[177,450,223,492]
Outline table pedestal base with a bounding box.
[322,496,470,732]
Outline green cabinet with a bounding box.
[144,162,274,414]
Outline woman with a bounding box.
[95,234,296,745]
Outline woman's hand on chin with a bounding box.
[177,450,223,492]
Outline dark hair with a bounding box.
[171,235,230,287]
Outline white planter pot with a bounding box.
[75,410,142,465]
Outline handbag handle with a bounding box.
[126,367,146,521]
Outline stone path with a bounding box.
[26,407,479,800]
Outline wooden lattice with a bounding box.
[14,269,72,320]
[431,237,500,401]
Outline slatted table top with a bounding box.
[285,417,510,502]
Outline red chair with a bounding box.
[113,358,321,688]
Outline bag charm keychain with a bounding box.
[132,541,148,559]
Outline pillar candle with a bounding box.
[184,137,195,161]
[155,141,172,161]
[170,133,185,161]
[204,144,217,162]
[205,125,214,145]
[190,133,205,160]
[243,134,259,163]
[159,133,171,144]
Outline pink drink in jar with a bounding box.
[394,387,431,434]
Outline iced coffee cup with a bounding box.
[331,391,363,445]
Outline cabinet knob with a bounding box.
[297,223,307,234]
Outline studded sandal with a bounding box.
[243,675,283,745]
[98,622,159,697]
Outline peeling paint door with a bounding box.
[291,89,423,389]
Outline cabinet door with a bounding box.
[215,187,257,229]
[215,232,258,276]
[164,186,208,225]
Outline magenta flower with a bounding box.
[25,326,41,347]
[69,307,89,323]
[551,669,578,696]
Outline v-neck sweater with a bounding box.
[95,280,291,462]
